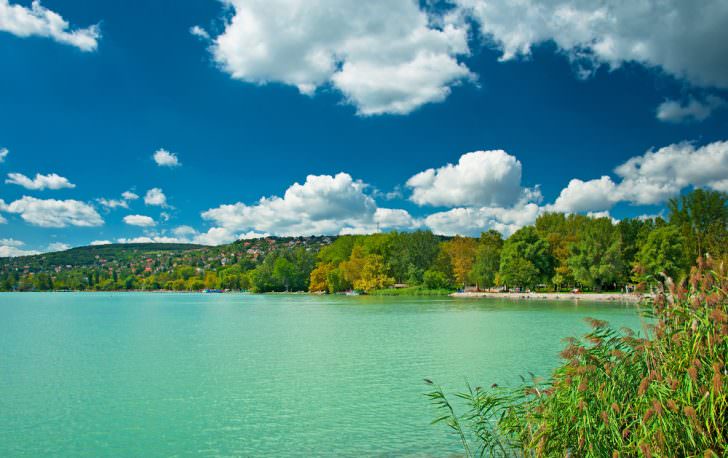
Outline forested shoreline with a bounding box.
[1,189,725,294]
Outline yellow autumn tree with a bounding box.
[353,254,394,292]
[442,236,477,288]
[309,262,334,292]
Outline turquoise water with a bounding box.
[0,293,643,456]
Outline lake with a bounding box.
[0,293,643,456]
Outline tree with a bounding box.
[499,257,539,290]
[469,230,503,289]
[309,262,334,292]
[442,236,478,288]
[272,257,296,291]
[353,254,394,292]
[568,217,623,291]
[423,270,452,289]
[499,226,553,288]
[634,225,689,284]
[668,189,728,261]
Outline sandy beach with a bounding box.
[450,291,647,303]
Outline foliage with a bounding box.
[2,189,725,295]
[423,269,453,290]
[634,225,690,284]
[499,226,553,289]
[568,217,624,291]
[442,236,478,288]
[427,257,728,457]
[469,230,503,289]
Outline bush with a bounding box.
[423,270,452,290]
[428,257,727,457]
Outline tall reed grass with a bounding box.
[427,257,727,457]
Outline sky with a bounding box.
[0,0,727,256]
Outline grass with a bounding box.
[427,257,727,457]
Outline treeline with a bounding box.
[309,189,726,293]
[1,189,725,293]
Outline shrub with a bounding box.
[427,257,727,457]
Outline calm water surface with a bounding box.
[0,293,643,456]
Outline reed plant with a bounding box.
[427,257,727,457]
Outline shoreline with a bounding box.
[450,291,646,303]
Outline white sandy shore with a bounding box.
[450,291,647,303]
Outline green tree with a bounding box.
[668,188,728,260]
[634,225,689,284]
[469,230,503,289]
[568,217,623,291]
[499,226,553,289]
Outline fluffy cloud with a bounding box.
[656,96,725,123]
[190,25,209,40]
[122,191,139,200]
[97,197,128,209]
[0,0,100,51]
[46,242,70,252]
[202,172,417,236]
[546,140,728,212]
[117,236,184,244]
[424,202,541,237]
[90,240,111,246]
[614,140,728,204]
[210,0,472,115]
[123,214,156,227]
[152,148,181,167]
[6,172,75,190]
[407,150,527,207]
[0,239,38,257]
[4,196,103,228]
[0,147,7,162]
[144,188,167,207]
[455,0,728,88]
[548,176,618,213]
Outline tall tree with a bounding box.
[634,225,689,284]
[499,226,553,288]
[442,236,478,288]
[668,189,728,260]
[568,217,623,291]
[470,230,503,289]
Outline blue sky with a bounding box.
[1,0,727,254]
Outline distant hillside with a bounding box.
[0,243,207,269]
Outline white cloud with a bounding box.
[548,176,618,213]
[0,0,100,51]
[614,140,728,204]
[122,191,139,200]
[424,201,542,237]
[144,188,167,207]
[407,150,526,207]
[190,25,209,40]
[202,172,418,236]
[152,148,181,167]
[123,214,156,227]
[97,197,128,210]
[6,172,75,190]
[192,227,239,246]
[455,0,728,89]
[46,242,70,252]
[0,239,38,257]
[116,236,184,244]
[90,240,111,246]
[656,96,726,123]
[0,147,8,162]
[173,225,197,237]
[210,0,472,115]
[4,196,103,228]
